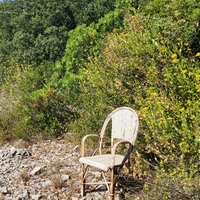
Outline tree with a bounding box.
[0,0,76,64]
[0,0,118,64]
[70,0,116,25]
[0,0,14,63]
[10,0,76,64]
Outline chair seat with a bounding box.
[79,154,124,171]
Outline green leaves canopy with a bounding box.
[0,0,117,64]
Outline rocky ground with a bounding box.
[0,139,108,200]
[0,139,143,200]
[0,92,143,200]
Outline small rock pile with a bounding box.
[0,140,110,200]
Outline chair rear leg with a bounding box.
[126,158,131,173]
[81,163,86,197]
[109,168,115,200]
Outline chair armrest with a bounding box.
[81,134,99,157]
[111,140,133,167]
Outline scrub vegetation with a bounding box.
[0,0,199,199]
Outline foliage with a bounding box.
[58,0,138,138]
[61,0,135,75]
[0,0,137,140]
[70,0,116,25]
[135,166,200,200]
[0,60,78,139]
[0,0,119,65]
[0,0,75,64]
[0,1,13,63]
[68,8,200,199]
[0,0,200,198]
[78,9,200,161]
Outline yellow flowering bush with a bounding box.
[74,11,200,198]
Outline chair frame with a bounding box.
[79,107,139,200]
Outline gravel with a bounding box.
[0,140,112,200]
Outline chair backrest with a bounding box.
[99,107,139,150]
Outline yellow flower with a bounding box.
[167,117,173,121]
[181,70,187,74]
[187,100,191,105]
[172,59,179,63]
[171,54,177,59]
[188,72,193,76]
[151,92,158,97]
[142,107,149,111]
[195,52,200,57]
[195,74,200,81]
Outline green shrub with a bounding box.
[0,60,78,140]
[137,166,200,200]
[73,12,200,174]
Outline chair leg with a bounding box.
[81,163,86,197]
[127,158,131,173]
[109,168,115,200]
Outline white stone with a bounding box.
[61,174,70,182]
[30,166,42,176]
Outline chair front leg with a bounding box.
[109,167,115,200]
[81,163,86,197]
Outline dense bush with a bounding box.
[75,12,200,166]
[0,60,78,140]
[69,10,200,199]
[0,0,136,141]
